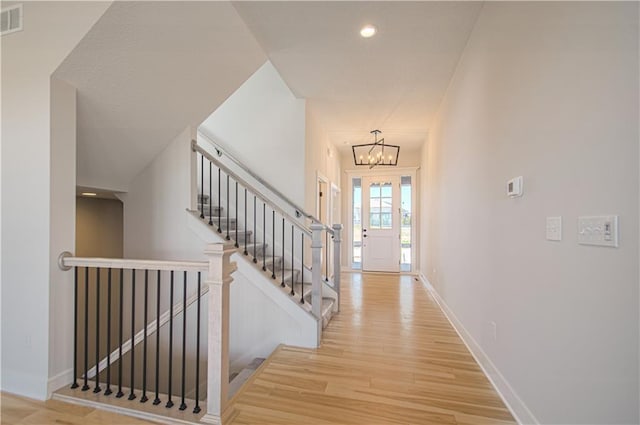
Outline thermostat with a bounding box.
[507,176,523,198]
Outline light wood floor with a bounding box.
[225,273,516,425]
[1,273,516,425]
[0,391,154,424]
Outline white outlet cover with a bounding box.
[546,216,562,241]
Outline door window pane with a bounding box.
[369,181,392,229]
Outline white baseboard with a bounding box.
[47,368,74,398]
[200,413,221,424]
[417,272,539,425]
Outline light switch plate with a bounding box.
[546,216,562,241]
[578,215,619,247]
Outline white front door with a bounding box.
[362,175,400,272]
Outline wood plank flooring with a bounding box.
[225,273,516,424]
[1,273,516,424]
[0,391,154,424]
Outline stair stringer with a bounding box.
[187,210,320,350]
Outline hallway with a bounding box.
[226,273,516,424]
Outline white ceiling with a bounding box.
[55,2,266,191]
[233,1,483,151]
[56,1,482,191]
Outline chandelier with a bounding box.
[352,130,400,169]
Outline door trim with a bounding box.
[345,167,419,272]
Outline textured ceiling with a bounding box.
[233,1,483,151]
[55,1,266,191]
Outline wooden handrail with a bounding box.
[58,253,208,272]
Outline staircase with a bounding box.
[191,134,342,333]
[52,135,342,425]
[190,196,337,329]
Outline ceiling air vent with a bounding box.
[1,4,23,36]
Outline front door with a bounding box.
[362,175,400,272]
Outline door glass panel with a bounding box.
[369,181,393,229]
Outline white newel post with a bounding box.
[332,224,343,312]
[310,223,324,345]
[201,242,237,425]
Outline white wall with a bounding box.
[48,77,78,396]
[199,61,306,208]
[122,127,205,261]
[1,1,111,399]
[305,108,342,220]
[420,3,639,424]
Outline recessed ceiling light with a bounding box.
[360,25,376,38]
[81,192,97,197]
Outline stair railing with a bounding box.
[192,140,342,319]
[197,130,321,227]
[57,241,237,424]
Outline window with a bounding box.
[400,176,411,271]
[352,178,362,268]
[369,182,393,229]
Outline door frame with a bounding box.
[344,167,419,272]
[316,171,330,225]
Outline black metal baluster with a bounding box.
[94,267,101,393]
[217,168,222,233]
[253,196,257,263]
[262,203,266,271]
[179,271,187,411]
[153,270,161,405]
[105,268,113,395]
[129,269,137,401]
[281,218,285,287]
[290,226,295,295]
[166,271,174,408]
[82,267,89,391]
[234,181,239,247]
[140,270,149,403]
[325,231,329,282]
[272,211,276,280]
[208,161,213,226]
[301,234,305,304]
[193,272,202,414]
[225,174,230,241]
[200,154,204,219]
[243,188,248,255]
[116,269,124,398]
[71,267,79,389]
